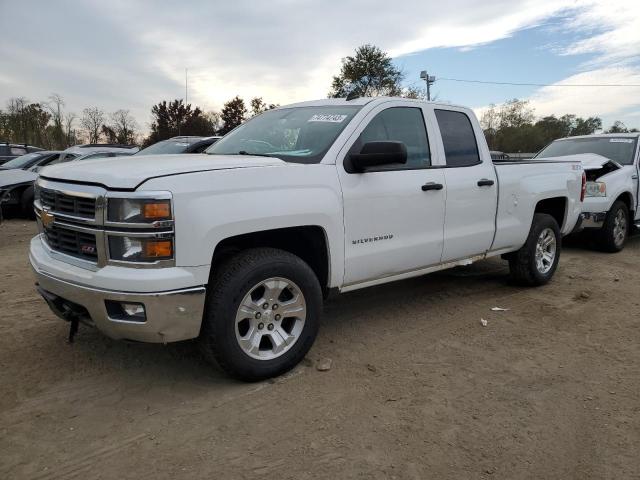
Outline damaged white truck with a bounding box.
[536,133,640,252]
[30,97,584,380]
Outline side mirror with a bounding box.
[349,141,407,172]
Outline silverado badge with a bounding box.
[41,209,55,228]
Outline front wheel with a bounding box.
[20,186,35,219]
[509,213,561,286]
[596,201,628,253]
[200,248,322,381]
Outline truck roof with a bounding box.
[281,96,468,111]
[555,132,640,141]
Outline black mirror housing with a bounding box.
[349,141,407,172]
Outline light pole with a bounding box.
[420,71,436,101]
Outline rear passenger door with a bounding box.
[434,109,498,262]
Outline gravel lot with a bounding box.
[1,219,639,479]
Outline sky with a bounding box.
[1,0,639,133]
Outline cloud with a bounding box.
[473,1,640,128]
[529,67,640,119]
[0,0,638,133]
[559,0,640,66]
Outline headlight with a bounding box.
[585,181,606,197]
[107,197,172,224]
[108,235,173,262]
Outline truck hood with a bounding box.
[570,153,623,171]
[0,169,37,189]
[39,153,288,189]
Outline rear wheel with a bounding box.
[509,213,561,286]
[200,248,322,381]
[596,201,628,253]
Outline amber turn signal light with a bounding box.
[143,240,173,258]
[143,202,171,219]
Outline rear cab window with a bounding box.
[435,109,481,167]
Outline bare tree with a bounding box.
[64,112,76,147]
[81,107,105,144]
[110,109,138,144]
[46,93,66,148]
[206,111,223,133]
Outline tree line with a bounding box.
[0,44,637,152]
[481,99,638,153]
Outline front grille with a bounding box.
[43,224,98,261]
[40,188,96,219]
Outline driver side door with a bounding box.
[337,102,446,287]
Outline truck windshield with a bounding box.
[536,137,638,165]
[0,152,44,169]
[206,106,362,164]
[136,138,201,156]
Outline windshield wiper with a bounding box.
[237,150,273,157]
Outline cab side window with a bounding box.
[350,107,431,171]
[435,109,480,167]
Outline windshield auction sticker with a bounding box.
[308,114,348,123]
[610,138,634,143]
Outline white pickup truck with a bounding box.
[536,133,640,252]
[30,97,584,380]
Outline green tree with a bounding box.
[572,117,602,136]
[250,97,267,117]
[329,44,404,98]
[144,99,216,146]
[606,121,629,133]
[220,96,247,135]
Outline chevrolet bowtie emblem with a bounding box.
[41,209,55,228]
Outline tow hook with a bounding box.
[35,283,83,343]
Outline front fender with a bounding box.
[140,165,345,287]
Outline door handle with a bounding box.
[477,179,495,187]
[421,182,443,191]
[632,175,638,180]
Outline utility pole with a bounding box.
[185,68,188,105]
[420,71,436,101]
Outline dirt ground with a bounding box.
[1,219,639,480]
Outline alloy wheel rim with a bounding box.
[535,228,556,274]
[235,277,306,361]
[613,209,627,247]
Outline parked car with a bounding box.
[136,136,221,156]
[490,150,510,161]
[0,151,62,171]
[29,97,584,381]
[536,133,640,252]
[1,150,135,217]
[56,143,139,163]
[0,142,44,165]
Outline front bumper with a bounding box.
[579,211,607,229]
[30,236,207,343]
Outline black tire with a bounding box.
[509,213,561,286]
[20,186,35,219]
[200,247,322,381]
[596,201,628,253]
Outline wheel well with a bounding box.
[535,197,567,229]
[615,192,633,215]
[212,226,330,290]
